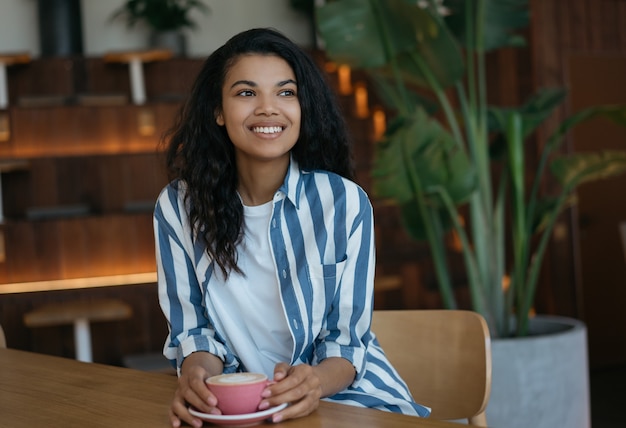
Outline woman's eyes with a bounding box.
[235,89,297,97]
[237,89,255,97]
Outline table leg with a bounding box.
[73,317,92,363]
[129,58,146,105]
[0,63,7,109]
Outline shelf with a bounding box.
[0,57,189,287]
[0,102,179,160]
[0,272,157,294]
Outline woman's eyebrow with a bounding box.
[230,80,256,89]
[278,79,297,87]
[230,78,297,89]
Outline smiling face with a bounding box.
[216,54,301,167]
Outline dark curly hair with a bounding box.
[164,27,354,278]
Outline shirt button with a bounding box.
[282,269,287,279]
[272,218,276,228]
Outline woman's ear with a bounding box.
[215,110,225,126]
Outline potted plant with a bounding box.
[316,1,626,427]
[110,0,210,56]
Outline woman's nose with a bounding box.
[254,96,278,116]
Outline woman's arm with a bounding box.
[257,357,356,423]
[170,351,225,428]
[154,184,237,372]
[310,356,356,397]
[314,182,376,380]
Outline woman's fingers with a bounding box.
[170,367,222,427]
[270,391,319,423]
[171,388,203,428]
[261,364,322,422]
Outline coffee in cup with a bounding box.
[205,372,268,415]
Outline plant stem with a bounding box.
[402,136,457,309]
[505,112,527,335]
[432,186,485,318]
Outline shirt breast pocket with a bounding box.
[307,256,347,292]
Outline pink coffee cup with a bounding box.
[205,372,269,415]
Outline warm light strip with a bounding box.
[0,112,10,142]
[354,84,369,118]
[337,64,352,95]
[0,272,158,295]
[373,108,386,140]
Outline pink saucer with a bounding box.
[188,403,288,427]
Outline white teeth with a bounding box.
[252,126,282,134]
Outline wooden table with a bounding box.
[0,348,464,427]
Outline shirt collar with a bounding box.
[278,155,307,209]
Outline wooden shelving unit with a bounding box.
[0,56,205,286]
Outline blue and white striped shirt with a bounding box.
[153,158,430,417]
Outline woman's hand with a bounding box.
[259,363,321,423]
[259,358,355,423]
[169,352,224,428]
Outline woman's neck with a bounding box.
[237,157,289,206]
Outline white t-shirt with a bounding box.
[207,199,294,376]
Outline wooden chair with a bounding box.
[371,310,492,426]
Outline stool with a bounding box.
[24,299,132,363]
[0,323,6,348]
[103,49,173,105]
[0,52,31,109]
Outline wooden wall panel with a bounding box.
[3,153,166,218]
[530,0,626,366]
[568,55,626,367]
[0,214,157,284]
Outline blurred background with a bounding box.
[0,2,624,426]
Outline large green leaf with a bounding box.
[316,0,388,68]
[372,108,476,206]
[547,105,626,152]
[443,0,529,51]
[317,0,465,89]
[531,195,575,235]
[367,69,440,115]
[551,151,626,189]
[488,88,567,155]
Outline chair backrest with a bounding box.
[0,324,6,348]
[371,310,491,426]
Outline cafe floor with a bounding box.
[589,364,626,428]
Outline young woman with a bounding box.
[154,28,431,427]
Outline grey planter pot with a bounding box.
[486,315,590,428]
[37,0,84,57]
[149,31,187,57]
